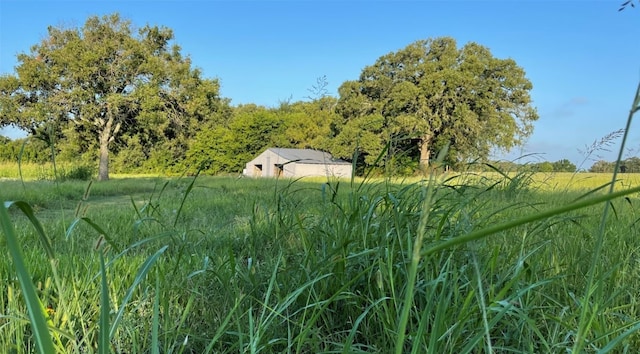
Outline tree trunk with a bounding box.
[419,134,431,172]
[97,117,113,181]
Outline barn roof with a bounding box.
[267,148,351,165]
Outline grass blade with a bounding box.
[174,170,200,228]
[5,201,54,260]
[109,245,168,338]
[343,297,389,353]
[152,269,160,354]
[0,202,56,354]
[66,216,121,253]
[597,320,640,353]
[98,251,111,354]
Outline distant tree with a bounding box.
[333,37,539,169]
[622,156,640,173]
[0,137,50,163]
[0,13,224,180]
[187,107,288,173]
[482,160,522,173]
[589,160,616,173]
[281,97,339,151]
[552,159,577,172]
[535,161,554,173]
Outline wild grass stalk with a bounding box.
[573,80,640,353]
[394,146,443,354]
[98,249,110,354]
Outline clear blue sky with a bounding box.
[1,0,639,168]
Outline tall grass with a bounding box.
[3,169,640,352]
[2,87,640,352]
[573,81,640,353]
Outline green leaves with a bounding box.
[1,13,225,180]
[334,36,539,169]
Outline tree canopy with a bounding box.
[0,13,225,180]
[0,17,544,177]
[332,37,539,169]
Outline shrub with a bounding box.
[59,164,95,181]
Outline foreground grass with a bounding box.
[2,172,640,352]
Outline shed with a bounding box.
[243,148,352,178]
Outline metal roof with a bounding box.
[267,148,351,165]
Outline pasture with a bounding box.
[2,168,640,353]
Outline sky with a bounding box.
[1,0,639,168]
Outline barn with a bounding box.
[243,148,352,178]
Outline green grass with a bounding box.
[2,172,640,353]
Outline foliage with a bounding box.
[0,137,51,164]
[588,157,640,173]
[589,159,617,173]
[184,100,340,174]
[1,13,545,177]
[551,158,577,172]
[186,107,288,174]
[280,97,339,150]
[472,158,577,173]
[0,13,227,180]
[332,37,539,169]
[58,164,95,181]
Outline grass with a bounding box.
[2,169,640,353]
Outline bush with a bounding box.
[59,164,95,181]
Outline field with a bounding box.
[2,168,640,353]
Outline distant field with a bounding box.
[370,171,640,193]
[4,161,640,191]
[462,171,640,191]
[0,162,170,180]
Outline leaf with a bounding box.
[4,200,55,260]
[66,216,121,253]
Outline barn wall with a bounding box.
[294,163,352,178]
[244,150,292,177]
[244,150,352,178]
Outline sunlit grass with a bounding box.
[0,162,176,181]
[3,169,640,352]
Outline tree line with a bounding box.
[479,159,578,173]
[588,158,640,173]
[0,13,540,180]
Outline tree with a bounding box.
[333,37,539,170]
[187,106,289,173]
[280,97,339,151]
[621,157,640,173]
[535,161,554,173]
[589,160,615,173]
[0,13,223,180]
[552,159,577,172]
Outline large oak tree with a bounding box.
[333,37,539,168]
[0,13,223,180]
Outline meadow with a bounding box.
[2,166,640,353]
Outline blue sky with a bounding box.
[1,0,639,168]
